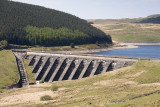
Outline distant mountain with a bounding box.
[88,14,160,24]
[0,0,112,46]
[146,14,160,18]
[137,14,160,24]
[87,18,139,24]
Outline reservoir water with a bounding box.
[93,45,160,58]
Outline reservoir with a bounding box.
[93,45,160,58]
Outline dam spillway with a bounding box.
[13,50,136,85]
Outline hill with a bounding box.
[88,14,160,24]
[0,60,160,106]
[93,23,160,43]
[137,14,160,24]
[88,18,141,24]
[0,50,19,93]
[0,0,112,46]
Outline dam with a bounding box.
[13,50,136,86]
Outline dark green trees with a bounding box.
[0,0,112,46]
[25,26,90,46]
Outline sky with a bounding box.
[12,0,160,19]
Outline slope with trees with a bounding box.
[0,0,112,46]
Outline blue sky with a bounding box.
[12,0,160,19]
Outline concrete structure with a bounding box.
[23,51,136,83]
[13,52,29,86]
[12,50,137,86]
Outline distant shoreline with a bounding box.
[78,42,160,54]
[120,43,160,46]
[83,44,138,54]
[24,43,160,55]
[58,43,139,54]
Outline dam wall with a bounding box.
[24,51,136,82]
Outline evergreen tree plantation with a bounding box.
[0,0,112,46]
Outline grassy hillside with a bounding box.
[138,14,160,24]
[0,60,160,107]
[88,14,160,24]
[93,23,160,43]
[0,50,19,92]
[88,18,141,24]
[0,0,112,46]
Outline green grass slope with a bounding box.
[0,60,160,107]
[0,50,19,92]
[41,61,160,107]
[94,23,160,43]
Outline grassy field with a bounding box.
[0,50,19,92]
[0,60,160,107]
[93,23,160,43]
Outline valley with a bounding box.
[0,0,160,107]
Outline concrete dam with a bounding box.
[13,50,136,86]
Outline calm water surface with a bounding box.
[94,45,160,58]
